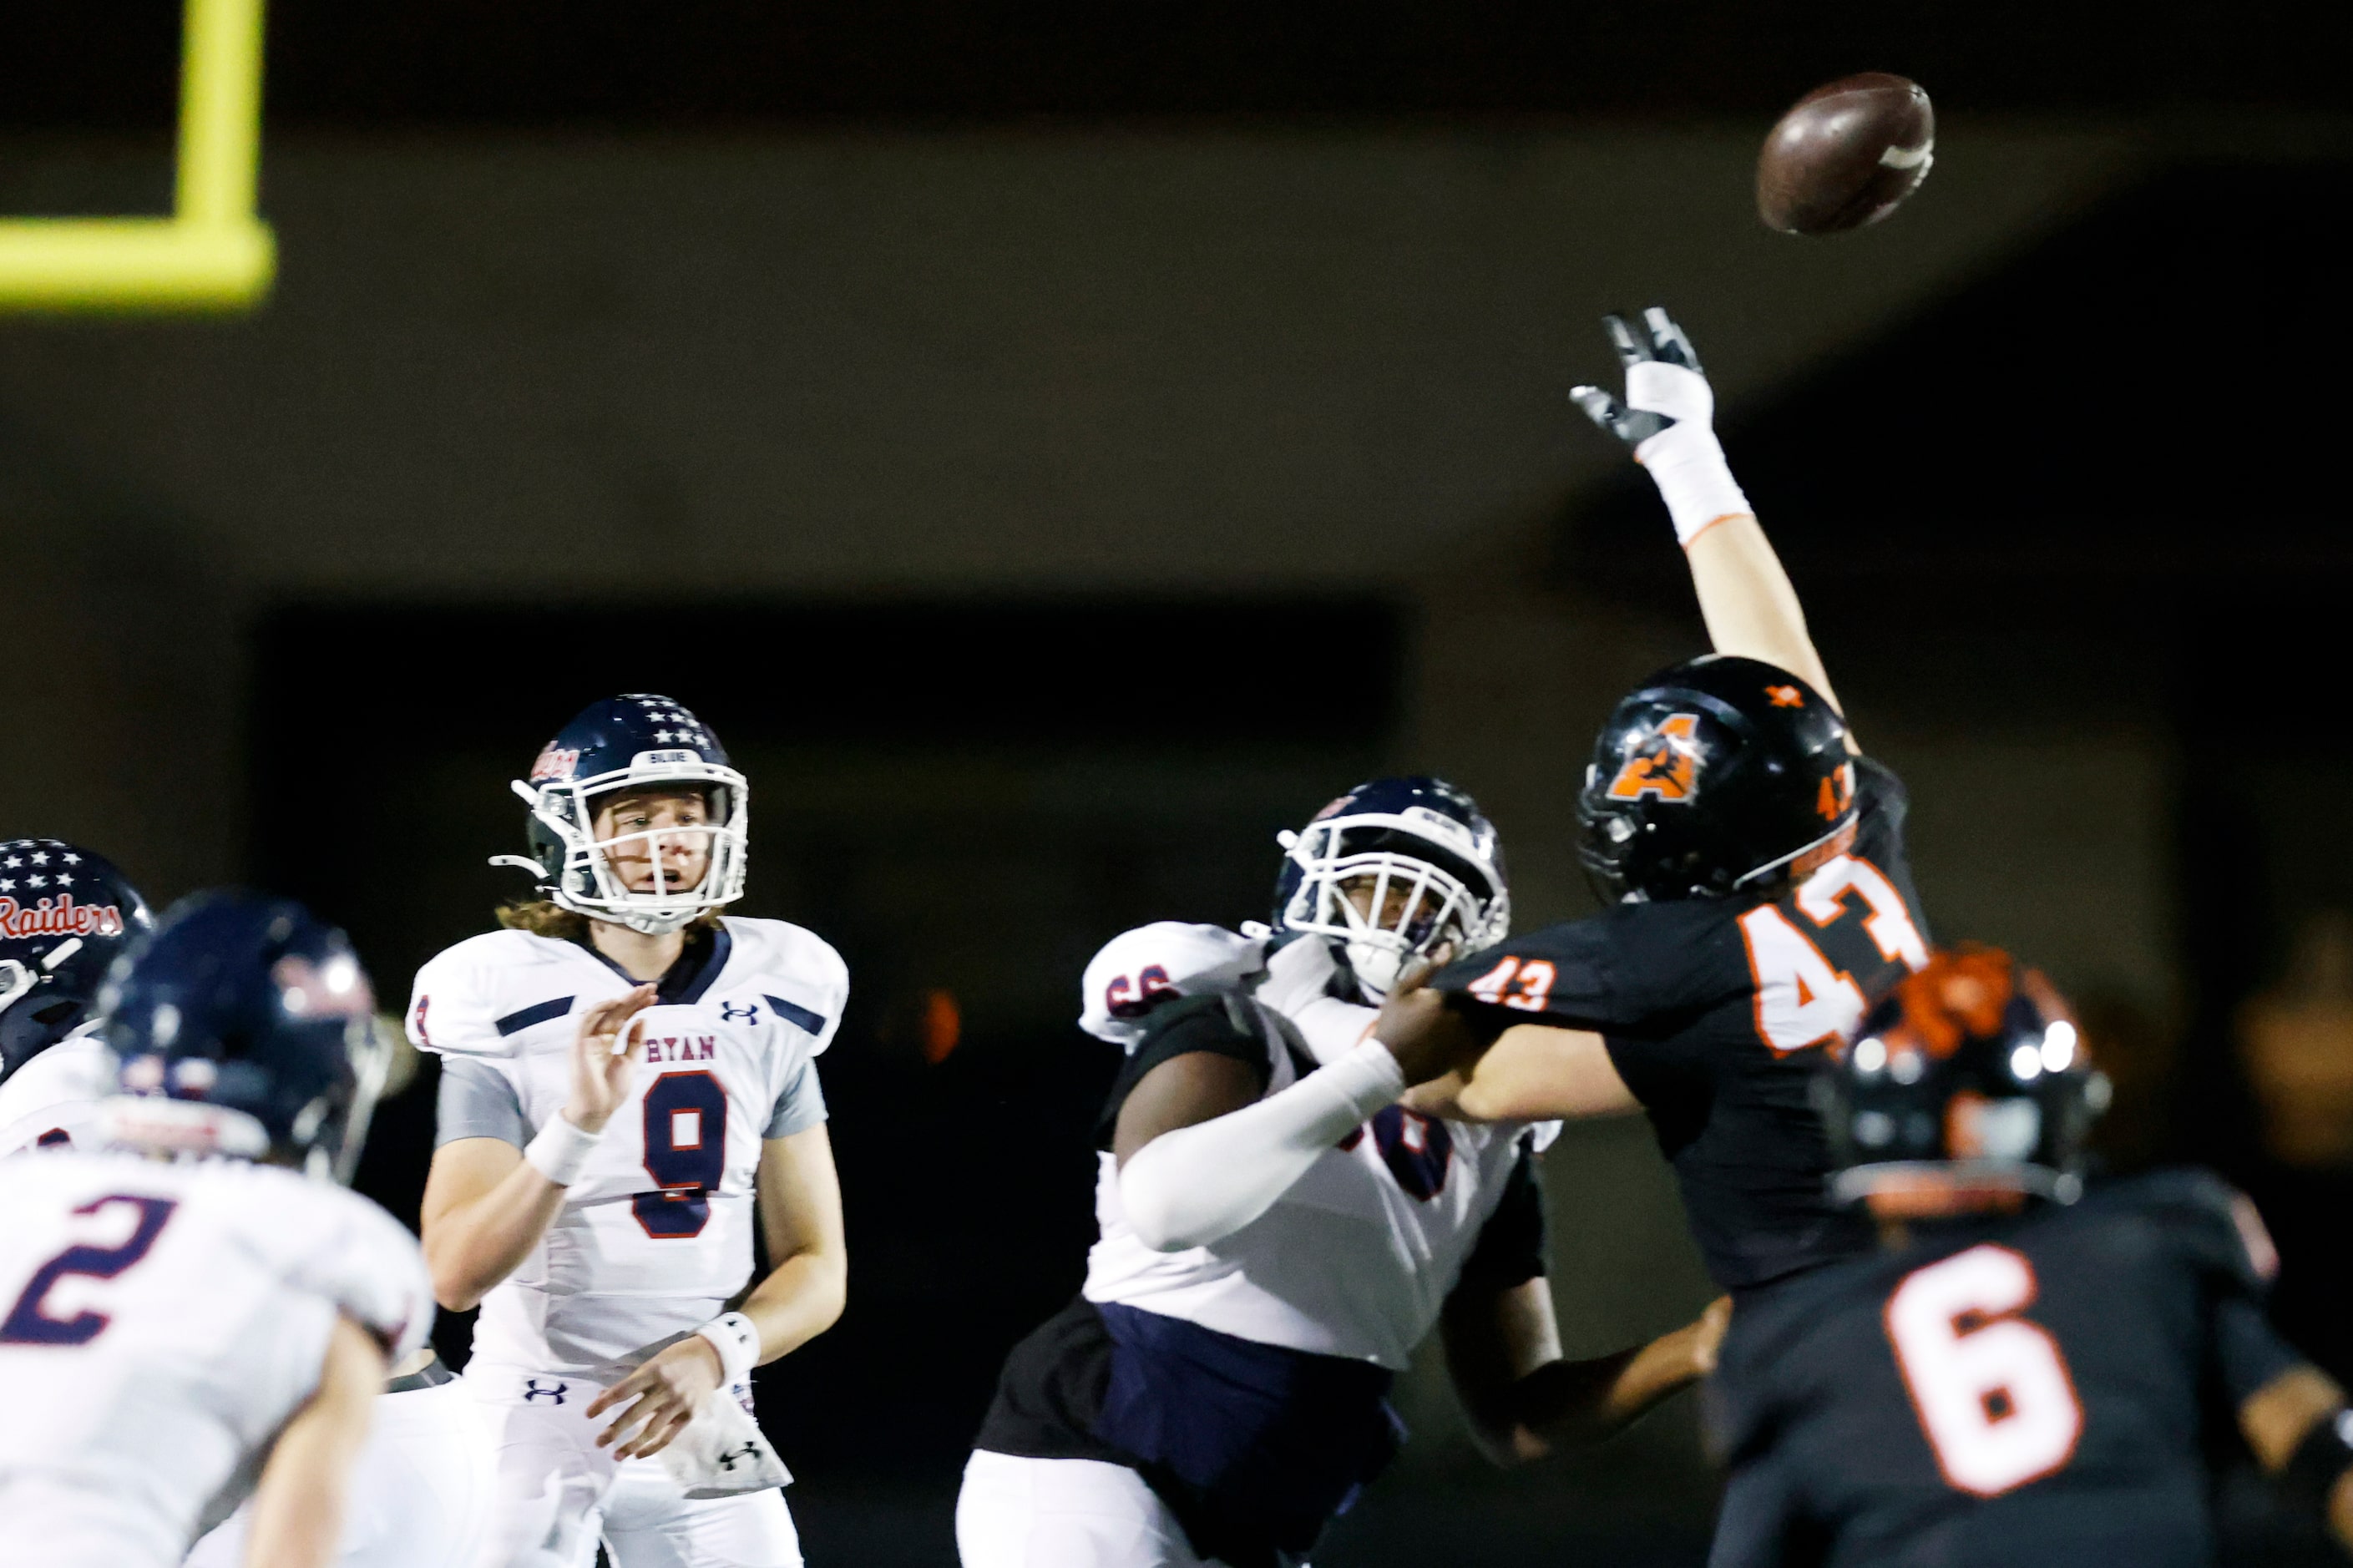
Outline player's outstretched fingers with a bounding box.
[1602,311,1652,367]
[1571,384,1628,433]
[579,984,658,1057]
[1642,306,1703,372]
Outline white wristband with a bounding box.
[523,1111,601,1186]
[696,1311,761,1385]
[1635,420,1753,547]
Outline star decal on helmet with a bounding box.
[1767,685,1804,707]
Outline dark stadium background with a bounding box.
[8,4,2353,1562]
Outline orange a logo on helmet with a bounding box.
[1606,713,1702,802]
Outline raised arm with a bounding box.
[1571,308,1846,723]
[419,986,654,1310]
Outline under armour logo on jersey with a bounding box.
[523,1378,569,1404]
[720,1001,760,1025]
[716,1442,761,1471]
[1606,713,1703,802]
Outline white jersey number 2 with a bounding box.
[1737,855,1928,1053]
[1885,1243,2083,1498]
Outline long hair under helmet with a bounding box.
[492,694,749,936]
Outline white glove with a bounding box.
[1570,307,1753,546]
[659,1385,792,1500]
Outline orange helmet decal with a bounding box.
[1606,713,1703,802]
[1766,684,1805,708]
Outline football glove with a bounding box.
[1569,306,1753,546]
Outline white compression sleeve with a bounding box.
[1116,1041,1405,1252]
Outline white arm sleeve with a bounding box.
[1116,1041,1405,1253]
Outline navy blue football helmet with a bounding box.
[99,892,390,1184]
[1273,776,1509,999]
[0,840,152,1084]
[491,694,749,935]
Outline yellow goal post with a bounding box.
[0,0,273,312]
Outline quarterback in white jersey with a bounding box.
[418,694,848,1568]
[963,778,1727,1568]
[0,891,430,1568]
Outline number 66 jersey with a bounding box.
[0,1152,431,1568]
[1435,756,1930,1294]
[408,918,846,1382]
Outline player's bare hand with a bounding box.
[565,984,655,1134]
[1374,947,1483,1086]
[1689,1295,1733,1376]
[585,1333,725,1460]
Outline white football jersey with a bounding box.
[0,1153,430,1568]
[0,1033,112,1156]
[407,918,846,1381]
[1077,922,1558,1370]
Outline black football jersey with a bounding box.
[1435,756,1927,1291]
[1706,1171,2302,1568]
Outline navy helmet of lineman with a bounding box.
[98,889,392,1184]
[0,838,153,1083]
[492,693,748,932]
[1271,776,1509,1000]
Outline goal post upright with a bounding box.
[0,0,276,313]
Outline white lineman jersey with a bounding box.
[408,918,847,1380]
[1076,923,1559,1371]
[0,1153,431,1568]
[0,1034,113,1156]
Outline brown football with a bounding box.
[1757,73,1934,235]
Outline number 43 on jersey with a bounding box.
[1739,855,1927,1053]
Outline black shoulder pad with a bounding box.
[2098,1167,2279,1294]
[1096,992,1274,1146]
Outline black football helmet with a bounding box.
[1272,776,1509,1000]
[99,892,391,1184]
[1818,945,2109,1214]
[1576,655,1857,903]
[0,840,153,1083]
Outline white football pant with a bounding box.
[184,1376,495,1568]
[468,1365,800,1568]
[956,1449,1245,1568]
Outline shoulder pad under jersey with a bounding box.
[406,928,591,1060]
[1079,923,1267,1051]
[716,916,851,1055]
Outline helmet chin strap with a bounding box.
[1341,938,1400,1003]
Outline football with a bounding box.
[1757,73,1935,235]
